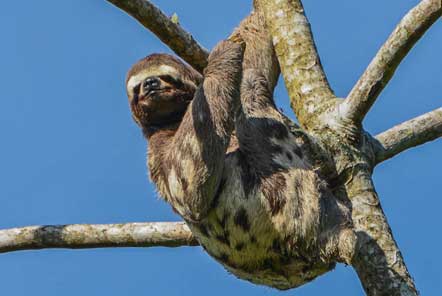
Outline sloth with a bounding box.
[125,14,352,290]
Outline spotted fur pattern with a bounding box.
[128,14,351,290]
[146,41,243,222]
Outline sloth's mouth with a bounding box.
[138,88,173,104]
[147,87,172,97]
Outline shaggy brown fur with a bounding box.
[126,11,352,290]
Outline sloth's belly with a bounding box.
[187,187,333,290]
[184,150,341,289]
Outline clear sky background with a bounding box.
[0,1,441,295]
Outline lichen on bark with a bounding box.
[1,1,441,296]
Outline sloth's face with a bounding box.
[128,72,195,127]
[126,55,200,128]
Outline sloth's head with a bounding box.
[126,54,202,129]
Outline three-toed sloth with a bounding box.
[125,15,352,290]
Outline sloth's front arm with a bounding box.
[163,41,244,222]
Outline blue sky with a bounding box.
[0,0,440,295]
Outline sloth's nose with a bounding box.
[143,77,160,92]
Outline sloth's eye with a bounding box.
[132,83,141,95]
[159,75,184,89]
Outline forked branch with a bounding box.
[107,0,209,72]
[0,222,197,253]
[375,107,442,164]
[5,1,435,295]
[340,0,441,125]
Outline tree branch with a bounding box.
[375,107,442,164]
[255,0,336,130]
[0,222,198,253]
[342,170,418,295]
[107,0,209,73]
[340,0,441,125]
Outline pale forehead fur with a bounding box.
[126,65,181,94]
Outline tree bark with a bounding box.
[255,0,436,294]
[342,170,418,295]
[256,0,336,130]
[3,1,441,295]
[0,222,197,253]
[340,0,441,126]
[375,108,442,164]
[107,0,208,72]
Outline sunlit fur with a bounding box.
[126,13,352,290]
[126,54,202,129]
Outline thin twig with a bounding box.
[0,222,198,253]
[107,0,209,72]
[340,0,441,125]
[375,107,442,164]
